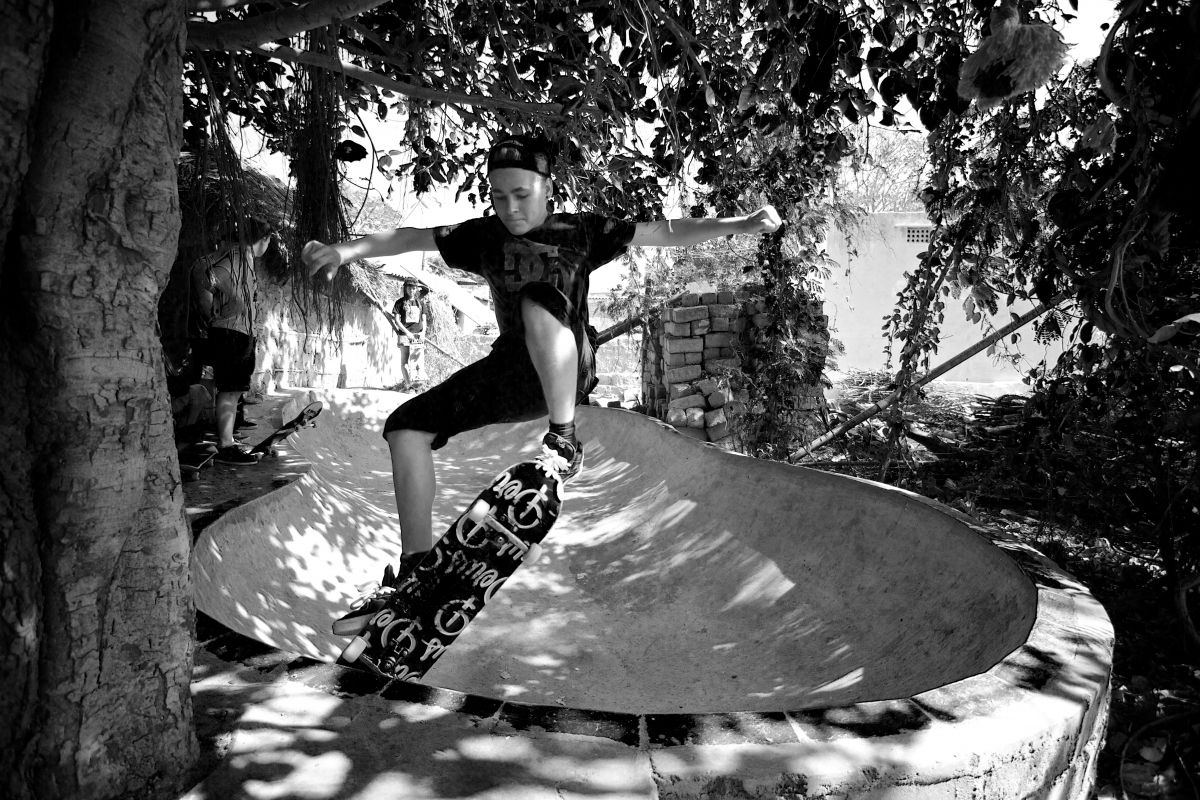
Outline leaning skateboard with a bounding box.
[178,442,218,482]
[338,458,563,681]
[250,401,323,456]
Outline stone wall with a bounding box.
[641,288,831,450]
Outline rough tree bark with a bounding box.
[1,2,197,799]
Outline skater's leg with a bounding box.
[521,295,578,425]
[215,390,240,448]
[521,293,587,478]
[385,428,437,555]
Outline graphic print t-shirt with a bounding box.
[392,297,425,334]
[433,213,636,336]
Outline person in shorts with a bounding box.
[391,279,430,389]
[301,133,781,634]
[190,218,273,465]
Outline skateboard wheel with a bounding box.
[341,636,368,663]
[466,499,492,525]
[525,542,544,565]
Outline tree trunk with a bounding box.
[1,2,197,799]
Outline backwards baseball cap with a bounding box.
[486,134,554,177]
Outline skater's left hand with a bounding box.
[747,205,783,234]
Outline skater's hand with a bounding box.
[746,205,782,235]
[302,240,343,281]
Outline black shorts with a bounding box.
[384,285,597,449]
[195,328,255,393]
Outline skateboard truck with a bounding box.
[466,499,544,565]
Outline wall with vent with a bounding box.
[823,212,1068,384]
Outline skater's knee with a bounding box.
[519,284,572,335]
[520,294,562,333]
[386,428,436,453]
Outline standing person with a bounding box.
[191,218,272,465]
[391,279,430,390]
[302,133,781,634]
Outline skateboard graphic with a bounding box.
[179,442,218,482]
[339,459,563,681]
[250,401,323,456]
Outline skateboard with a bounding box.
[338,458,563,681]
[179,442,218,482]
[250,401,323,456]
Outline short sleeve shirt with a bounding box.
[433,212,635,335]
[190,247,256,337]
[392,297,426,334]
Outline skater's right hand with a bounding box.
[303,240,343,281]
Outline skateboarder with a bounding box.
[302,133,781,632]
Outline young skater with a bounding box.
[302,133,781,633]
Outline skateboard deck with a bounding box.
[179,442,218,482]
[338,458,563,681]
[250,401,323,456]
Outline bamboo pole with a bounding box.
[791,293,1069,460]
[366,297,468,368]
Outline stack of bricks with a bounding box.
[641,290,749,446]
[641,286,832,449]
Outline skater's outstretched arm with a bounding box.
[302,227,438,281]
[630,205,781,249]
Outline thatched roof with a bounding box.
[177,150,412,309]
[177,151,290,239]
[342,186,483,287]
[344,260,406,307]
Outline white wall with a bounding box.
[823,212,1067,384]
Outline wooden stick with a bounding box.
[792,293,1068,459]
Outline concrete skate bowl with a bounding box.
[193,388,1113,799]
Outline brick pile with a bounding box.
[641,290,753,446]
[640,287,831,448]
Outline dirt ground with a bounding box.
[820,375,1199,800]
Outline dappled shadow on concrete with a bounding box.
[196,390,1039,712]
[184,388,1113,799]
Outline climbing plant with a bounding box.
[886,0,1200,643]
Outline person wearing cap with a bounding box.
[391,279,429,389]
[302,133,781,635]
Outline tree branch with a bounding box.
[188,0,256,12]
[792,293,1069,459]
[244,43,564,117]
[187,0,389,51]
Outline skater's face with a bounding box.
[488,168,551,235]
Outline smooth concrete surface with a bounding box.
[187,388,1114,799]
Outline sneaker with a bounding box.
[206,430,247,443]
[235,418,258,430]
[332,552,426,636]
[214,445,260,465]
[540,431,584,481]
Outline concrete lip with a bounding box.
[189,388,1113,799]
